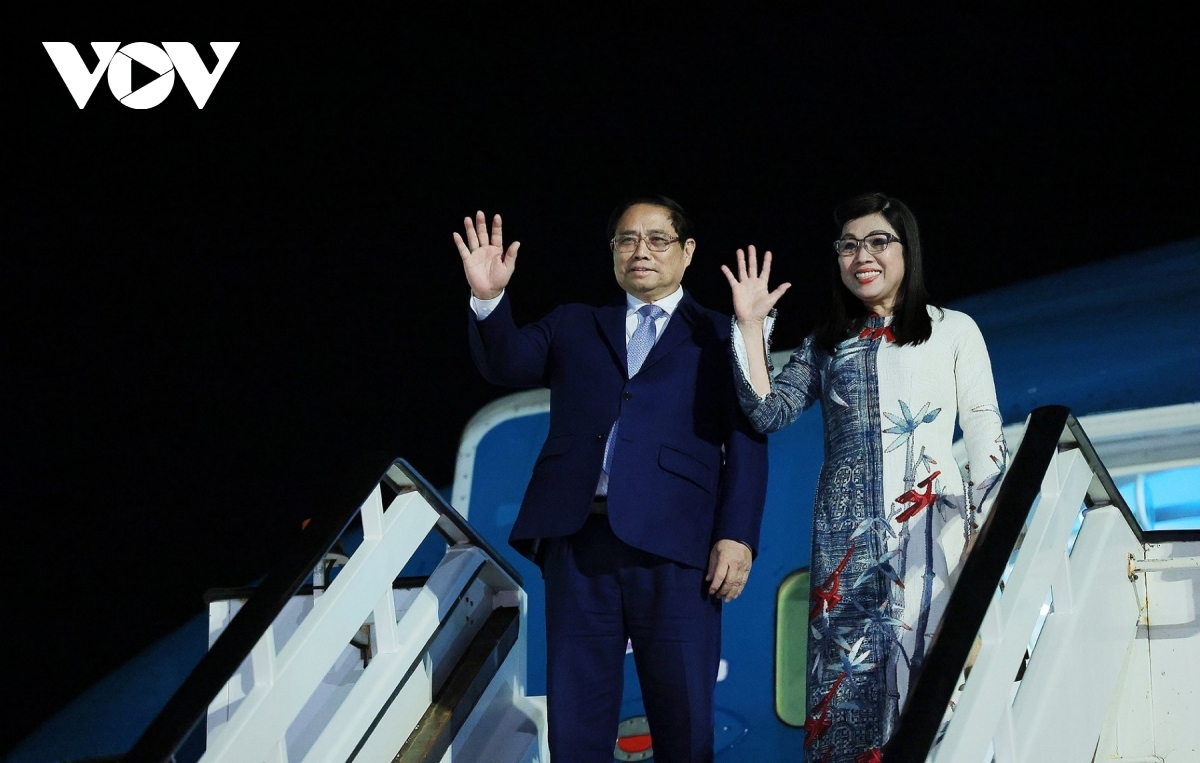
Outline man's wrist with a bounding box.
[470,289,505,320]
[716,538,754,553]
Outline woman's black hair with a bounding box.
[814,192,937,353]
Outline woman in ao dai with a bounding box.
[723,193,1007,762]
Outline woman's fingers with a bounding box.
[731,246,778,289]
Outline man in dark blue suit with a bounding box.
[457,196,767,762]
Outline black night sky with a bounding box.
[5,11,1199,754]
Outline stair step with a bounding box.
[394,606,520,762]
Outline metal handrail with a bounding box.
[883,404,1200,760]
[1062,414,1144,542]
[882,405,1070,759]
[124,458,520,763]
[385,459,523,585]
[1063,416,1200,545]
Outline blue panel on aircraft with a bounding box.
[467,412,551,693]
[951,239,1200,420]
[1118,465,1200,530]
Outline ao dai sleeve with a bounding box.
[953,313,1009,527]
[731,320,822,434]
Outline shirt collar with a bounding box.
[625,286,684,316]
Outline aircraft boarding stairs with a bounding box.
[123,405,1198,763]
[124,461,549,763]
[885,405,1200,763]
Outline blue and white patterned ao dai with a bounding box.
[734,307,1007,763]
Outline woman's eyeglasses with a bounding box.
[833,232,902,257]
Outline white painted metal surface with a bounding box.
[931,448,1137,763]
[201,480,541,762]
[1130,555,1200,572]
[1009,506,1142,762]
[437,646,547,763]
[202,488,439,761]
[298,547,488,763]
[1096,540,1200,763]
[930,406,1200,763]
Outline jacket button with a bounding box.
[623,391,633,400]
[596,434,605,442]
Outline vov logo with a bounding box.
[42,42,240,109]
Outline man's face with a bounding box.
[611,203,695,303]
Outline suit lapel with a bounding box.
[596,301,628,374]
[637,292,698,375]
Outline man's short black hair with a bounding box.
[606,195,694,243]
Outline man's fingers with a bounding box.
[491,214,504,251]
[747,245,758,279]
[709,540,753,598]
[505,241,520,265]
[718,577,745,602]
[720,264,739,288]
[710,561,746,595]
[707,561,729,594]
[708,566,727,593]
[760,250,773,280]
[726,569,750,601]
[474,211,489,247]
[464,216,480,251]
[453,231,471,260]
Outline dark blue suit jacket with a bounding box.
[469,290,768,570]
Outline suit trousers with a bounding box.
[542,514,722,763]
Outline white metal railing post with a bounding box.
[199,463,536,763]
[248,625,287,763]
[248,622,276,691]
[372,586,400,655]
[933,447,1098,762]
[990,703,1017,763]
[891,406,1200,763]
[362,483,384,539]
[201,488,439,762]
[1009,506,1141,761]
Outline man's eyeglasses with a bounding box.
[610,233,681,253]
[833,232,902,257]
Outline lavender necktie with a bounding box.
[603,304,665,474]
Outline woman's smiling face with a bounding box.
[837,212,905,316]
